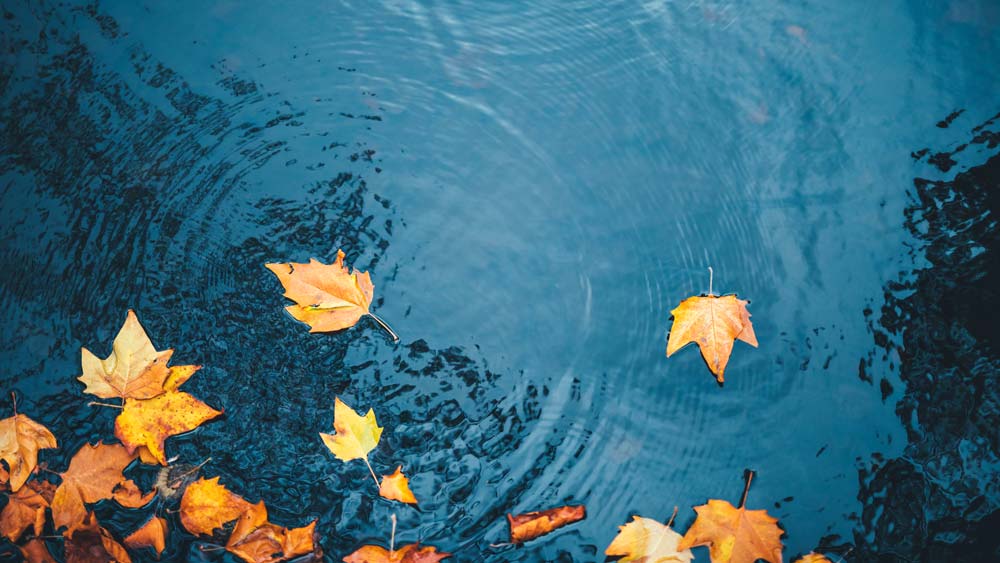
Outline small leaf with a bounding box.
[124,516,168,558]
[379,466,417,505]
[0,481,50,542]
[666,293,758,382]
[507,505,586,544]
[18,538,56,563]
[179,476,253,536]
[320,397,382,462]
[795,554,833,563]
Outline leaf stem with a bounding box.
[367,312,399,342]
[169,457,212,487]
[708,266,714,296]
[88,401,125,409]
[739,469,755,509]
[390,513,397,554]
[666,506,679,528]
[10,392,17,416]
[363,456,381,491]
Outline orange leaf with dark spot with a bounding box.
[124,516,168,558]
[343,544,451,563]
[379,466,417,505]
[114,390,222,465]
[507,505,586,544]
[0,414,57,492]
[51,443,137,537]
[665,293,758,383]
[1,481,49,542]
[266,250,397,340]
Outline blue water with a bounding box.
[1,1,999,561]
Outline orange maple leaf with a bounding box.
[51,442,147,537]
[506,505,586,544]
[676,472,783,563]
[795,554,833,563]
[0,413,57,492]
[124,516,168,558]
[114,388,223,465]
[226,501,318,563]
[665,291,757,383]
[379,466,417,505]
[343,544,451,563]
[64,512,132,563]
[0,480,50,542]
[266,250,398,341]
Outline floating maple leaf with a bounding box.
[50,442,146,537]
[0,413,57,492]
[124,516,168,558]
[665,270,757,383]
[0,480,51,542]
[266,250,398,341]
[79,310,174,401]
[321,397,383,487]
[677,471,783,563]
[606,515,693,563]
[114,387,223,465]
[379,466,417,505]
[179,476,253,536]
[506,505,586,544]
[343,544,451,563]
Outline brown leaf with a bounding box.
[64,512,132,563]
[676,495,783,563]
[343,544,451,563]
[665,293,758,382]
[114,390,223,465]
[507,505,586,544]
[0,414,58,492]
[179,476,253,536]
[124,516,168,558]
[111,479,156,508]
[379,466,417,505]
[79,309,174,401]
[18,538,57,563]
[266,250,395,339]
[0,481,49,541]
[51,443,137,537]
[227,501,318,563]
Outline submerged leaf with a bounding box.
[64,512,132,563]
[507,505,586,544]
[0,480,50,542]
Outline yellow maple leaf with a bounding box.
[320,397,382,462]
[606,516,693,563]
[79,310,175,400]
[114,390,223,465]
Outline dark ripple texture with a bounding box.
[1,1,999,562]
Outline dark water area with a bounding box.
[1,1,998,562]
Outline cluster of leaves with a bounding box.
[2,254,839,562]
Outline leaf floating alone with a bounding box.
[379,466,417,505]
[64,512,132,563]
[0,480,50,542]
[606,516,693,563]
[124,516,168,558]
[78,309,173,401]
[343,544,451,563]
[320,397,383,487]
[677,472,783,563]
[507,505,586,544]
[266,250,398,341]
[51,442,141,537]
[0,414,58,492]
[665,273,757,383]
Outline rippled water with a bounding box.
[2,1,999,562]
